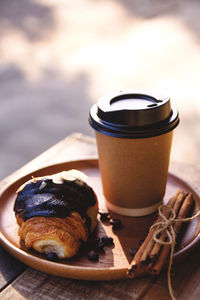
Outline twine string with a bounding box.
[150,205,200,300]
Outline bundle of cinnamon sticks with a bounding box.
[127,189,194,278]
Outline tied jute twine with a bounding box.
[150,205,200,300]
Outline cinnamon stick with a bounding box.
[140,204,175,265]
[127,227,155,278]
[127,190,183,278]
[174,192,193,233]
[149,191,186,261]
[148,192,194,275]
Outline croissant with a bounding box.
[13,170,98,259]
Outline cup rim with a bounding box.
[89,90,179,139]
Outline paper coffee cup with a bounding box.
[89,90,179,216]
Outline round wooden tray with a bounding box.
[0,159,200,280]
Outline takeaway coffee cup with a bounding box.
[89,90,179,216]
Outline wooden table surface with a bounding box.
[0,133,200,300]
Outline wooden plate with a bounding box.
[0,159,200,280]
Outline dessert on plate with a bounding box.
[13,169,98,259]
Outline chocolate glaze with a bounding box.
[13,178,96,230]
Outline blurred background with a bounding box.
[0,0,200,180]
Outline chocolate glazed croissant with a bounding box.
[13,170,98,259]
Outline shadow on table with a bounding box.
[0,245,26,291]
[108,210,157,265]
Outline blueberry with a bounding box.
[101,236,114,246]
[110,218,122,230]
[99,212,111,222]
[46,252,58,261]
[87,250,99,262]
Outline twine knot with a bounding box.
[151,205,176,246]
[150,204,200,300]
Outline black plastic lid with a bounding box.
[89,90,179,138]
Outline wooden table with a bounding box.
[0,133,200,300]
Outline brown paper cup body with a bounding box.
[96,131,173,216]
